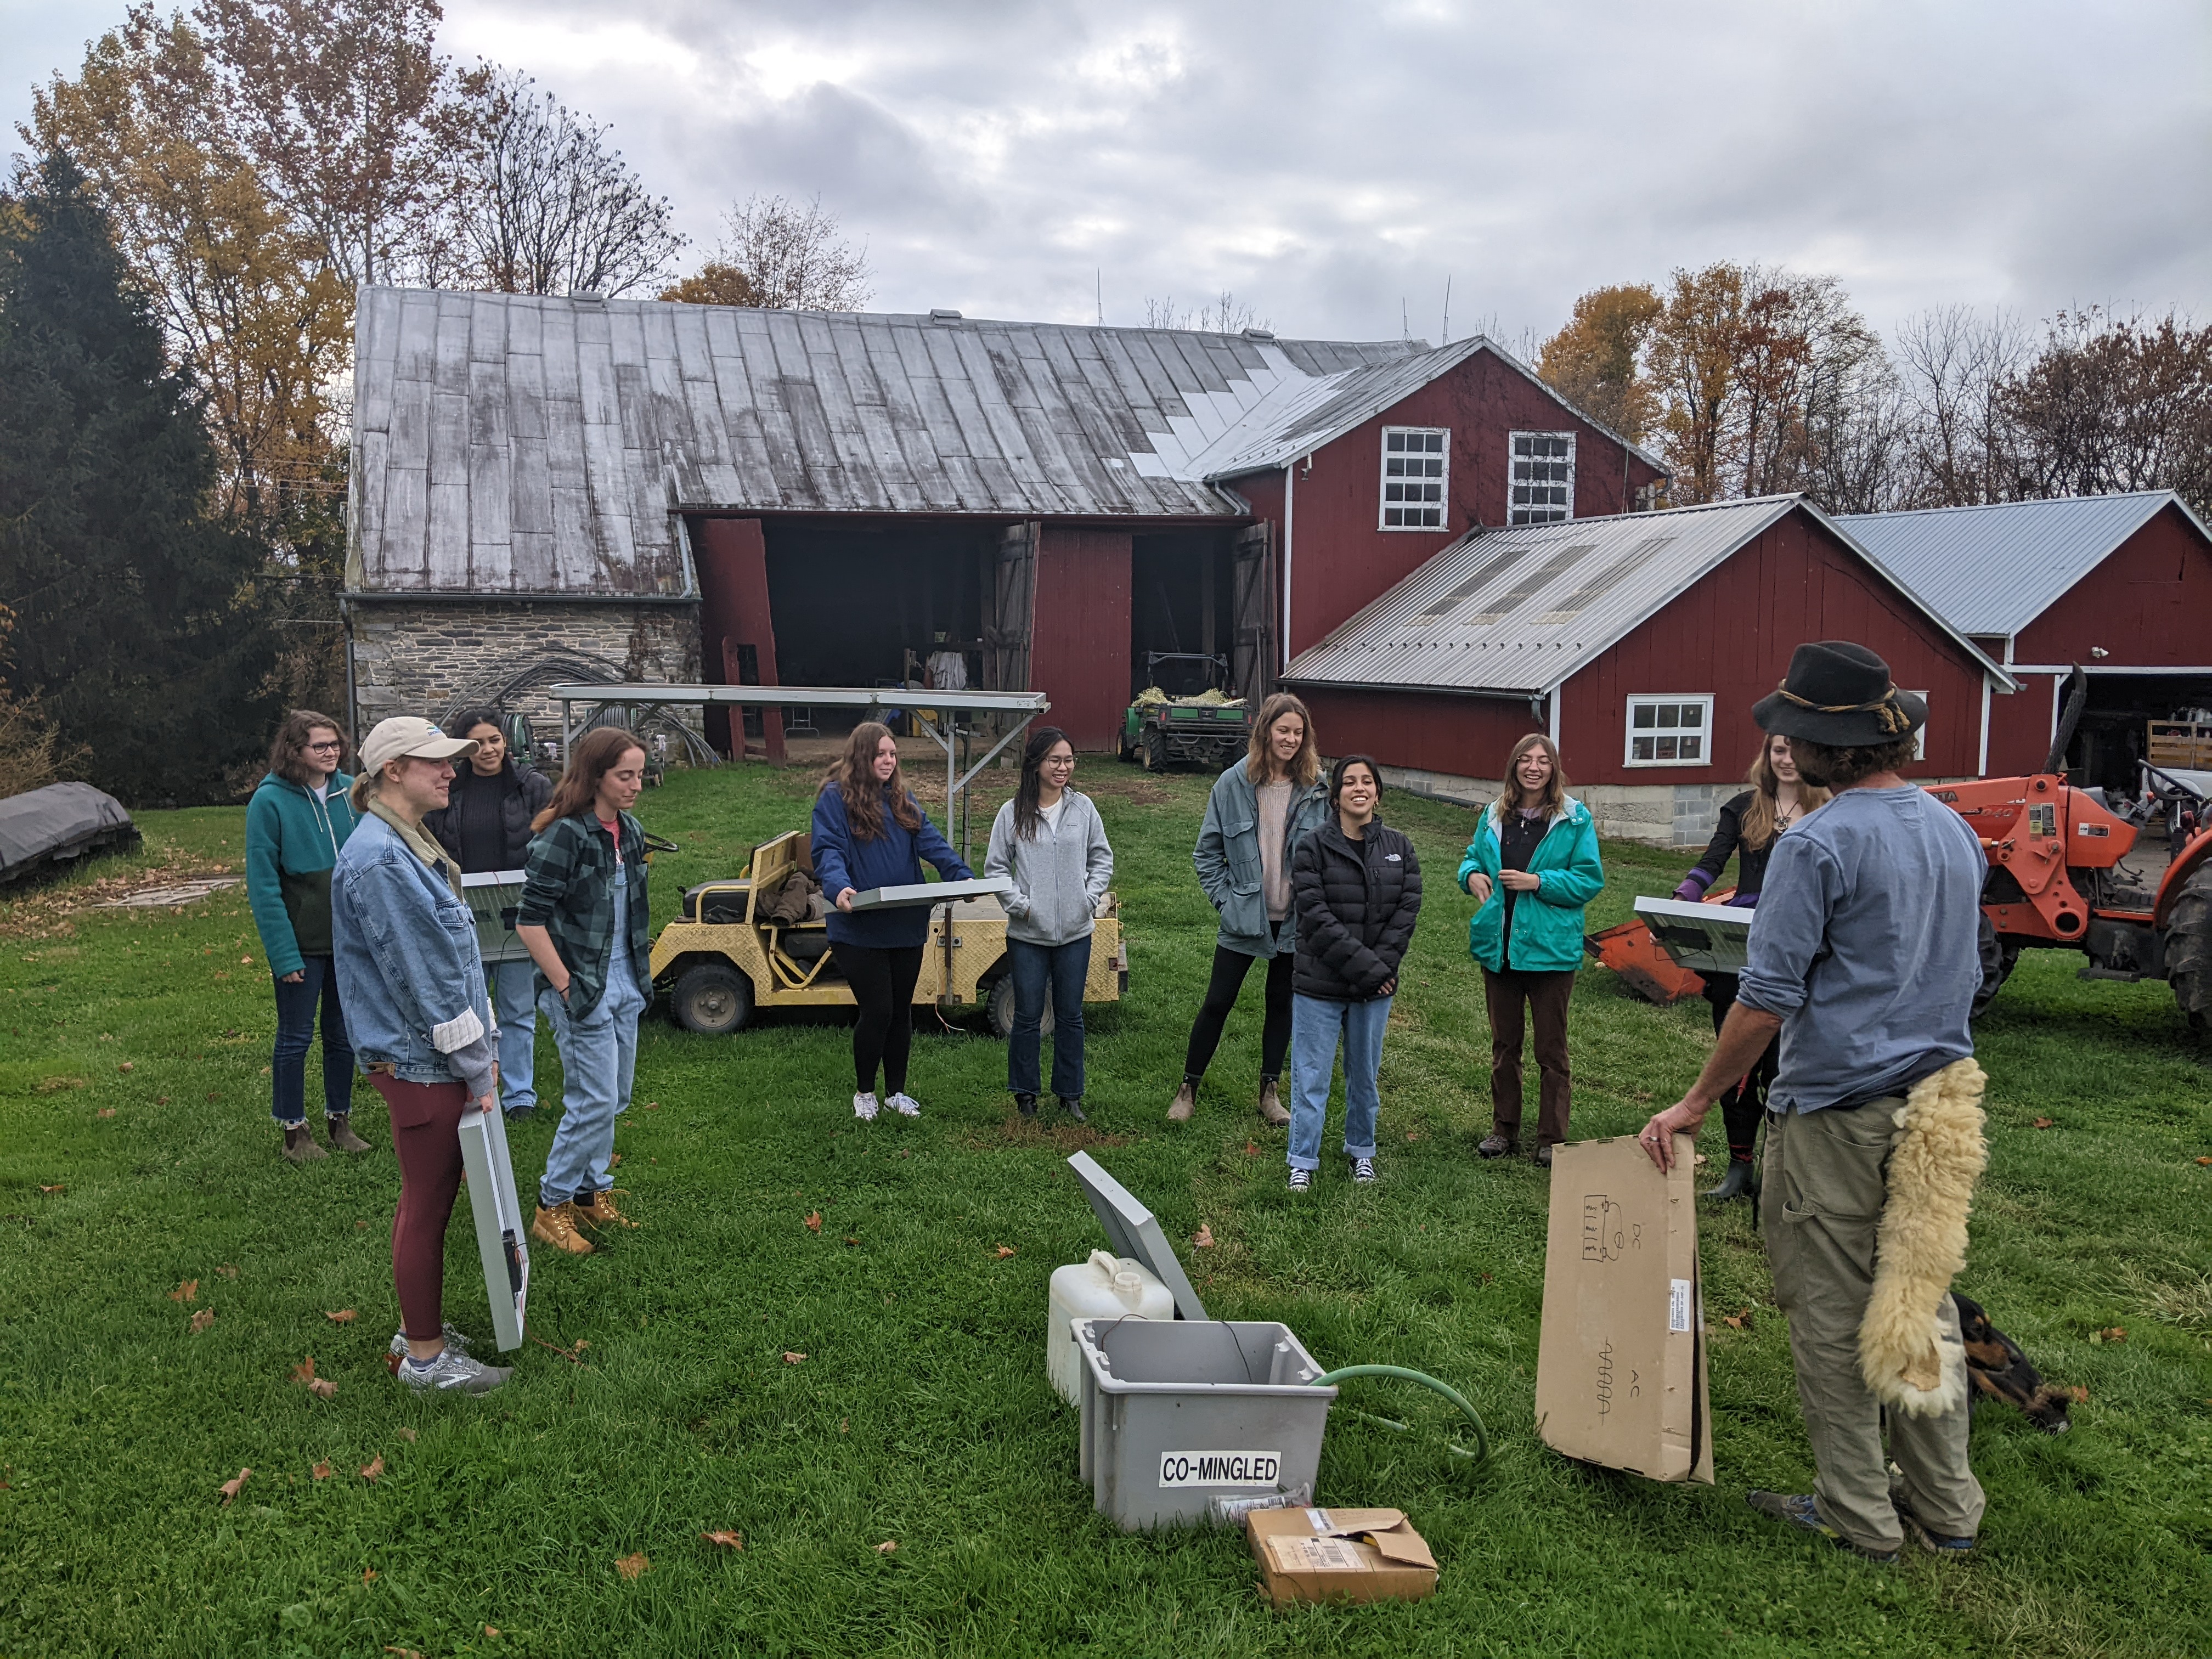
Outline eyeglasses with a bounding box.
[305,740,343,752]
[1042,755,1076,768]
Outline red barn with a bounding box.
[1283,496,2013,845]
[344,289,1663,753]
[1841,493,2212,790]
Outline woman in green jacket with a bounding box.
[1457,733,1604,1167]
[245,709,364,1164]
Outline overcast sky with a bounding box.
[6,0,2209,346]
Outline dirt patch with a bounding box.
[0,860,236,941]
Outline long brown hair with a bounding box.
[268,709,348,787]
[533,726,646,832]
[1492,732,1568,821]
[826,721,924,842]
[1739,734,1832,849]
[1012,725,1072,841]
[1246,692,1319,789]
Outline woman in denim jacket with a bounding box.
[331,717,512,1395]
[515,727,653,1257]
[1167,692,1330,1126]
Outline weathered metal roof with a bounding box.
[1285,496,2011,696]
[346,286,1423,595]
[1836,492,2198,638]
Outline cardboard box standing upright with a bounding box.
[1534,1134,1713,1483]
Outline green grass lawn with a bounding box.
[4,760,2210,1658]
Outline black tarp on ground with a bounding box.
[0,782,140,885]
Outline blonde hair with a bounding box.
[1492,732,1567,820]
[1739,735,1831,849]
[1246,692,1319,789]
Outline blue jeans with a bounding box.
[537,972,644,1206]
[490,958,540,1112]
[270,956,355,1126]
[1007,935,1091,1100]
[1288,993,1390,1171]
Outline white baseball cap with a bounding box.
[360,716,479,776]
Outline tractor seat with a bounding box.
[681,881,749,924]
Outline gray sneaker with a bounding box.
[395,1346,512,1394]
[389,1323,474,1360]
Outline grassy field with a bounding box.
[3,759,2210,1658]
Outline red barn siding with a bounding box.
[1564,515,1992,786]
[1296,687,1537,781]
[2011,505,2212,669]
[1030,527,1132,749]
[690,515,783,759]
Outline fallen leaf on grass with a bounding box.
[307,1378,337,1400]
[643,1101,661,1111]
[2033,1117,2056,1130]
[844,1236,859,1246]
[994,1244,1016,1259]
[359,1456,384,1481]
[484,1628,500,1639]
[189,1309,215,1333]
[1243,1142,1259,1156]
[325,1308,357,1323]
[839,1418,849,1434]
[169,1279,198,1303]
[217,1468,251,1505]
[312,1462,332,1480]
[1405,1130,1420,1143]
[2196,1156,2212,1167]
[874,1541,898,1554]
[609,1153,623,1168]
[701,1530,744,1550]
[2068,1385,2090,1403]
[97,1108,115,1119]
[291,1356,319,1383]
[363,1568,377,1582]
[156,1096,170,1105]
[240,956,252,964]
[1191,1224,1215,1249]
[804,1211,822,1232]
[1723,1308,1754,1331]
[614,1551,651,1579]
[783,1351,806,1364]
[216,1263,236,1278]
[382,1648,420,1658]
[2092,1327,2126,1344]
[118,1062,133,1073]
[37,1184,64,1194]
[397,1427,417,1443]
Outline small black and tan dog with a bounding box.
[1953,1293,2073,1433]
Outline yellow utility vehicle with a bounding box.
[651,830,1126,1037]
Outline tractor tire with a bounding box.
[2166,868,2212,1034]
[1141,730,1166,771]
[986,973,1054,1041]
[673,962,755,1035]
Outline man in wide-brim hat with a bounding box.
[1638,641,1993,1561]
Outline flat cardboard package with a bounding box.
[1533,1133,1713,1483]
[1247,1506,1438,1606]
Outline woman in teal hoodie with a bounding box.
[246,710,364,1164]
[1457,733,1604,1167]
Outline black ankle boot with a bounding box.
[1704,1158,1754,1202]
[1015,1092,1038,1117]
[1058,1096,1087,1124]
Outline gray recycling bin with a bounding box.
[1075,1316,1335,1531]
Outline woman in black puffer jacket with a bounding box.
[1285,755,1423,1190]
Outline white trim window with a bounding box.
[1624,695,1713,766]
[1510,431,1575,523]
[1380,427,1447,529]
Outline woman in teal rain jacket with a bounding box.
[1457,733,1604,1166]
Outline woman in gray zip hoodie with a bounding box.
[985,726,1113,1120]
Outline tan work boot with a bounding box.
[281,1124,328,1164]
[1166,1081,1197,1122]
[531,1202,595,1255]
[575,1188,640,1229]
[326,1114,371,1154]
[1256,1079,1290,1127]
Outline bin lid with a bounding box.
[1065,1152,1207,1322]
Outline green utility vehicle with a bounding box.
[1119,654,1252,772]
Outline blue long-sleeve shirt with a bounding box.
[809,782,973,949]
[1735,786,1985,1112]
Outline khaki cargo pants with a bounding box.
[1763,1099,1987,1554]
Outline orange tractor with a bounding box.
[1935,671,2212,1029]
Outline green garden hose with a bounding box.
[1310,1364,1492,1468]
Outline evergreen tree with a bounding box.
[0,150,276,804]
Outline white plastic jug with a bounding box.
[1047,1250,1175,1404]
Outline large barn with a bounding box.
[342,286,1665,752]
[1839,492,2212,790]
[1282,495,2015,846]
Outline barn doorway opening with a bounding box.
[1130,530,1238,699]
[2065,670,2212,794]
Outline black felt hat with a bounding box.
[1752,641,1927,746]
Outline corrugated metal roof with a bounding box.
[1836,492,2190,637]
[346,286,1421,595]
[1285,496,2012,696]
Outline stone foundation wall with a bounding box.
[347,601,702,742]
[1379,764,1739,849]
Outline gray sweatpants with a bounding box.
[1763,1100,1987,1554]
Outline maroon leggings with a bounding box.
[370,1073,468,1343]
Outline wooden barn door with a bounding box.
[986,521,1038,690]
[1231,522,1275,702]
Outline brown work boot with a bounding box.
[326,1114,371,1154]
[531,1202,595,1255]
[282,1124,328,1164]
[1166,1081,1197,1122]
[575,1188,640,1229]
[1256,1078,1290,1127]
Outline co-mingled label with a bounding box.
[1157,1449,1281,1487]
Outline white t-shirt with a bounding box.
[1040,794,1069,834]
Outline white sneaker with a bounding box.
[389,1323,472,1359]
[853,1092,879,1121]
[886,1092,922,1118]
[395,1347,511,1394]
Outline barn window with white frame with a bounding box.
[1624,695,1713,765]
[1509,431,1575,523]
[1380,426,1448,528]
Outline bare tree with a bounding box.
[665,193,870,312]
[1142,291,1269,334]
[1891,305,2030,506]
[442,67,683,297]
[1999,308,2212,514]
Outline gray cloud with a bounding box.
[7,0,2209,343]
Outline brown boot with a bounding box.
[282,1124,328,1164]
[326,1114,371,1154]
[531,1202,594,1255]
[1256,1078,1290,1127]
[1166,1081,1197,1122]
[575,1188,640,1229]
